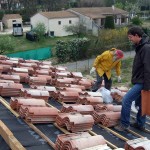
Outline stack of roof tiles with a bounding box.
[10,97,46,111]
[55,132,107,150]
[111,89,126,102]
[0,74,20,83]
[60,104,94,115]
[19,106,58,123]
[125,137,150,150]
[77,96,103,105]
[58,91,79,103]
[30,85,56,96]
[56,113,94,132]
[0,83,23,96]
[92,111,121,127]
[20,89,49,102]
[28,76,47,85]
[94,104,122,112]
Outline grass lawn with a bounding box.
[7,34,77,54]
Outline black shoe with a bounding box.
[130,122,146,131]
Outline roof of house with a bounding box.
[3,14,22,20]
[39,11,78,19]
[69,7,128,19]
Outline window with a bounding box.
[69,20,72,24]
[58,21,61,25]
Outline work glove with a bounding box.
[117,76,122,83]
[90,67,96,74]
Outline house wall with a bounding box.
[2,18,22,28]
[31,13,79,37]
[48,17,79,37]
[30,13,49,32]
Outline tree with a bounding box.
[131,16,143,26]
[32,22,46,41]
[64,23,86,37]
[0,35,14,54]
[104,16,115,29]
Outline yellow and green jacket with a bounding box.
[93,49,121,79]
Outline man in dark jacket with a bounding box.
[115,26,150,131]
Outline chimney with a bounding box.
[112,5,115,10]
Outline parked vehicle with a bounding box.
[26,31,38,41]
[12,22,23,36]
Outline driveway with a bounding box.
[0,26,31,35]
[59,51,135,72]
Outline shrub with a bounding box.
[131,16,143,26]
[55,40,68,63]
[104,16,115,29]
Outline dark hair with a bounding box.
[127,26,144,37]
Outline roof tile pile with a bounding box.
[28,76,47,86]
[92,111,121,127]
[55,132,107,150]
[77,96,103,105]
[71,72,83,79]
[111,89,126,102]
[95,104,122,112]
[19,106,58,123]
[56,113,94,132]
[11,72,29,83]
[54,71,71,78]
[0,83,23,96]
[58,91,79,103]
[77,78,93,90]
[20,89,49,102]
[10,97,46,111]
[54,78,78,87]
[125,137,150,150]
[60,104,94,115]
[0,74,20,83]
[30,85,56,95]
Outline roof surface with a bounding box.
[3,14,22,19]
[39,11,78,19]
[69,7,128,19]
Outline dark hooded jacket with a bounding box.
[131,34,150,90]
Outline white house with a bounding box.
[68,7,129,36]
[30,11,79,37]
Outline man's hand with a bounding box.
[117,76,122,83]
[90,67,96,74]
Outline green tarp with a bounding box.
[7,47,52,60]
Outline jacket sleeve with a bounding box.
[142,44,150,90]
[115,61,121,76]
[93,54,103,69]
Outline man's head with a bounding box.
[127,26,144,44]
[113,49,124,61]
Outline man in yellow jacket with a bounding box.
[90,48,124,91]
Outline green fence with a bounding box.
[7,47,52,60]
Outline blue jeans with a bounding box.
[121,84,146,127]
[92,72,112,92]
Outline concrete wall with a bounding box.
[48,17,79,37]
[2,18,22,28]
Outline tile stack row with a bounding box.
[125,137,150,150]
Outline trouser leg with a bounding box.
[121,84,143,127]
[103,73,112,90]
[91,71,103,92]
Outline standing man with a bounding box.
[115,26,150,131]
[90,48,124,91]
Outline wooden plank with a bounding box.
[0,120,26,150]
